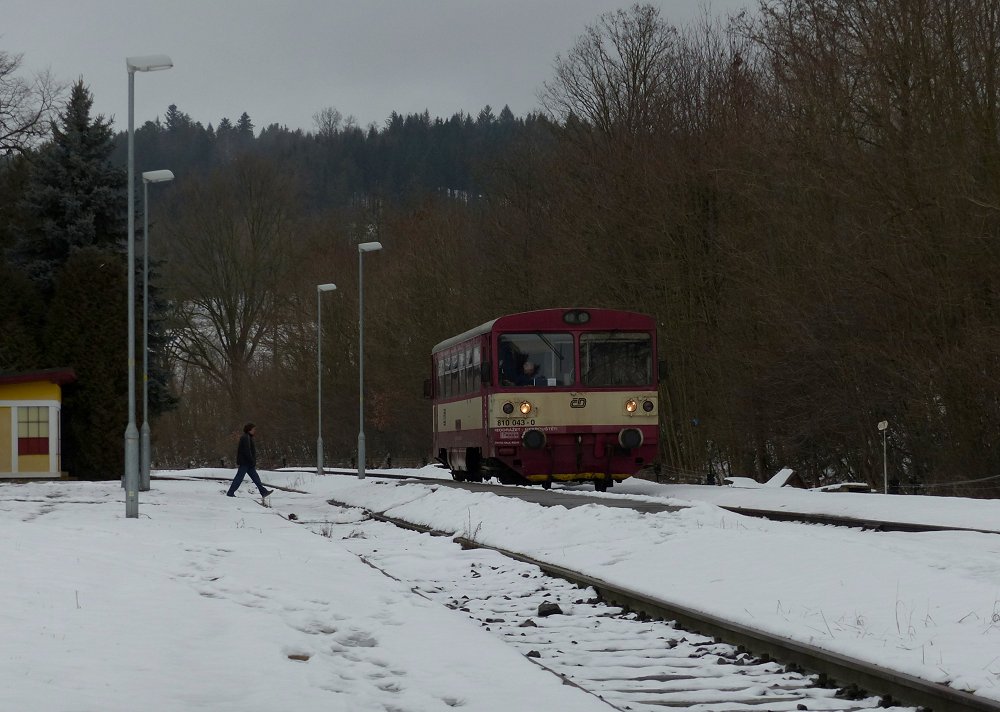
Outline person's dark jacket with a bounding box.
[236,432,256,467]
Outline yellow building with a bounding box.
[0,369,76,479]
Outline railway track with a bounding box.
[299,470,998,535]
[299,496,996,712]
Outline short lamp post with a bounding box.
[316,283,337,476]
[140,169,174,492]
[877,420,888,494]
[357,241,382,480]
[125,54,172,518]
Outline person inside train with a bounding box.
[498,340,518,386]
[516,360,546,386]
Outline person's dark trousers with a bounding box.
[227,466,268,496]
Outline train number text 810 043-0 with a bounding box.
[495,418,535,428]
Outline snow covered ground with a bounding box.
[3,466,1000,710]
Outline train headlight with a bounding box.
[625,398,638,413]
[519,401,532,415]
[642,399,654,413]
[502,402,514,415]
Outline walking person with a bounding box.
[226,422,273,498]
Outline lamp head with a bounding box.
[358,241,383,253]
[142,169,174,184]
[317,283,337,292]
[126,55,173,73]
[877,420,888,431]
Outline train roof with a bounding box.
[431,308,654,353]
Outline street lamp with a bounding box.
[317,283,337,476]
[125,54,172,518]
[140,169,174,492]
[877,420,888,494]
[357,241,382,480]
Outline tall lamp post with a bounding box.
[140,169,174,492]
[877,420,888,494]
[316,283,337,476]
[357,241,382,480]
[125,54,172,518]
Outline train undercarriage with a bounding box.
[438,446,629,492]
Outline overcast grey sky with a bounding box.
[5,0,748,134]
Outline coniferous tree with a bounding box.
[10,80,124,292]
[235,112,255,152]
[46,246,127,478]
[0,259,45,371]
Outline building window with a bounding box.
[18,406,49,456]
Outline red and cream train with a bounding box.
[429,308,660,490]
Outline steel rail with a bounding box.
[717,505,1000,534]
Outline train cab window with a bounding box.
[580,332,652,387]
[498,332,573,387]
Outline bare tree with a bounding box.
[161,156,305,418]
[0,51,61,154]
[541,3,679,139]
[312,106,343,138]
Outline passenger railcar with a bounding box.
[429,308,660,490]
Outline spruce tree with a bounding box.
[0,259,45,371]
[10,80,125,291]
[46,247,127,478]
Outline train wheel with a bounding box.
[594,478,607,492]
[542,479,552,490]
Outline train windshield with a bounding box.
[580,332,653,387]
[498,332,574,387]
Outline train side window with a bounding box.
[473,345,487,387]
[450,353,460,396]
[464,348,475,394]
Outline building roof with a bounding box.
[0,368,77,387]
